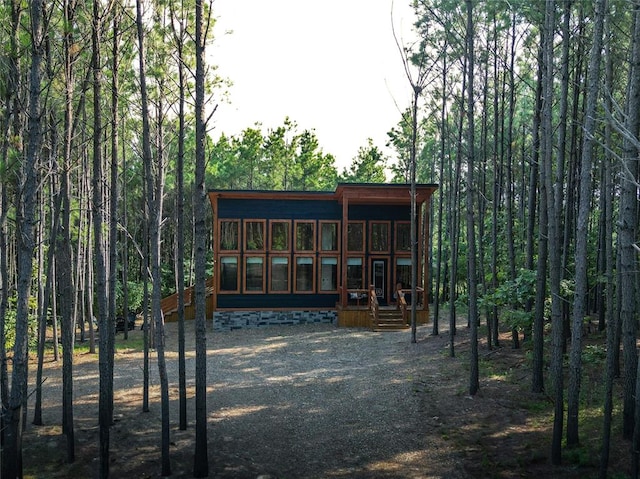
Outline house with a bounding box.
[206,183,438,331]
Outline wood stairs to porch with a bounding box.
[372,308,409,331]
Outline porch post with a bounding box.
[341,196,349,307]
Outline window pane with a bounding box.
[246,221,265,250]
[220,257,238,291]
[220,221,238,250]
[296,257,314,291]
[321,223,338,251]
[320,257,338,291]
[396,258,411,289]
[296,223,314,251]
[346,257,363,289]
[245,257,264,291]
[396,223,411,251]
[271,257,289,291]
[371,223,389,251]
[347,223,363,251]
[271,222,290,251]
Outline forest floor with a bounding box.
[22,315,631,478]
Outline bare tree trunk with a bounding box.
[465,0,479,396]
[92,1,114,476]
[0,0,21,419]
[193,0,210,475]
[623,0,640,453]
[432,35,449,337]
[541,0,565,465]
[169,1,189,431]
[136,0,171,474]
[621,4,640,446]
[599,16,618,477]
[3,0,44,474]
[567,0,607,448]
[110,6,121,341]
[530,40,545,394]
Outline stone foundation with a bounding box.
[213,310,337,331]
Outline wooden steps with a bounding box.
[372,308,409,331]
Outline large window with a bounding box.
[219,220,239,251]
[245,220,265,251]
[244,256,265,292]
[396,222,411,252]
[270,220,290,251]
[370,222,390,252]
[320,221,339,251]
[346,257,364,289]
[295,221,315,252]
[319,257,338,292]
[395,257,411,290]
[295,256,315,292]
[270,256,290,292]
[347,222,364,252]
[219,256,239,292]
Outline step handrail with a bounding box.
[368,285,379,329]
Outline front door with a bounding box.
[372,259,387,305]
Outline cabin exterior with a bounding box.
[205,183,437,331]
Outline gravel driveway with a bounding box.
[205,323,466,478]
[26,321,468,478]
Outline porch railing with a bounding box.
[368,285,379,328]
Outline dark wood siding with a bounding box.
[218,198,341,220]
[348,204,410,221]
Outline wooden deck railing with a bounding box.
[369,285,379,328]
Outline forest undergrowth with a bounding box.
[439,321,631,479]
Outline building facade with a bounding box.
[208,183,437,330]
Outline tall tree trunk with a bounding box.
[465,0,479,396]
[567,0,607,448]
[136,0,171,474]
[0,0,21,418]
[92,1,113,476]
[3,0,44,475]
[432,35,449,337]
[542,0,565,465]
[193,0,210,475]
[623,0,640,454]
[530,40,545,394]
[622,1,640,445]
[448,54,467,358]
[110,6,121,341]
[598,15,618,477]
[170,1,188,431]
[505,12,519,348]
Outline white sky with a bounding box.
[210,0,418,171]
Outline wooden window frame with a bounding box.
[294,254,316,293]
[395,221,411,253]
[369,221,391,254]
[294,220,316,253]
[394,256,412,290]
[318,255,340,293]
[218,255,240,293]
[346,255,365,290]
[243,255,266,293]
[319,220,340,252]
[269,219,291,252]
[347,221,365,252]
[244,219,266,252]
[269,255,291,293]
[218,219,240,252]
